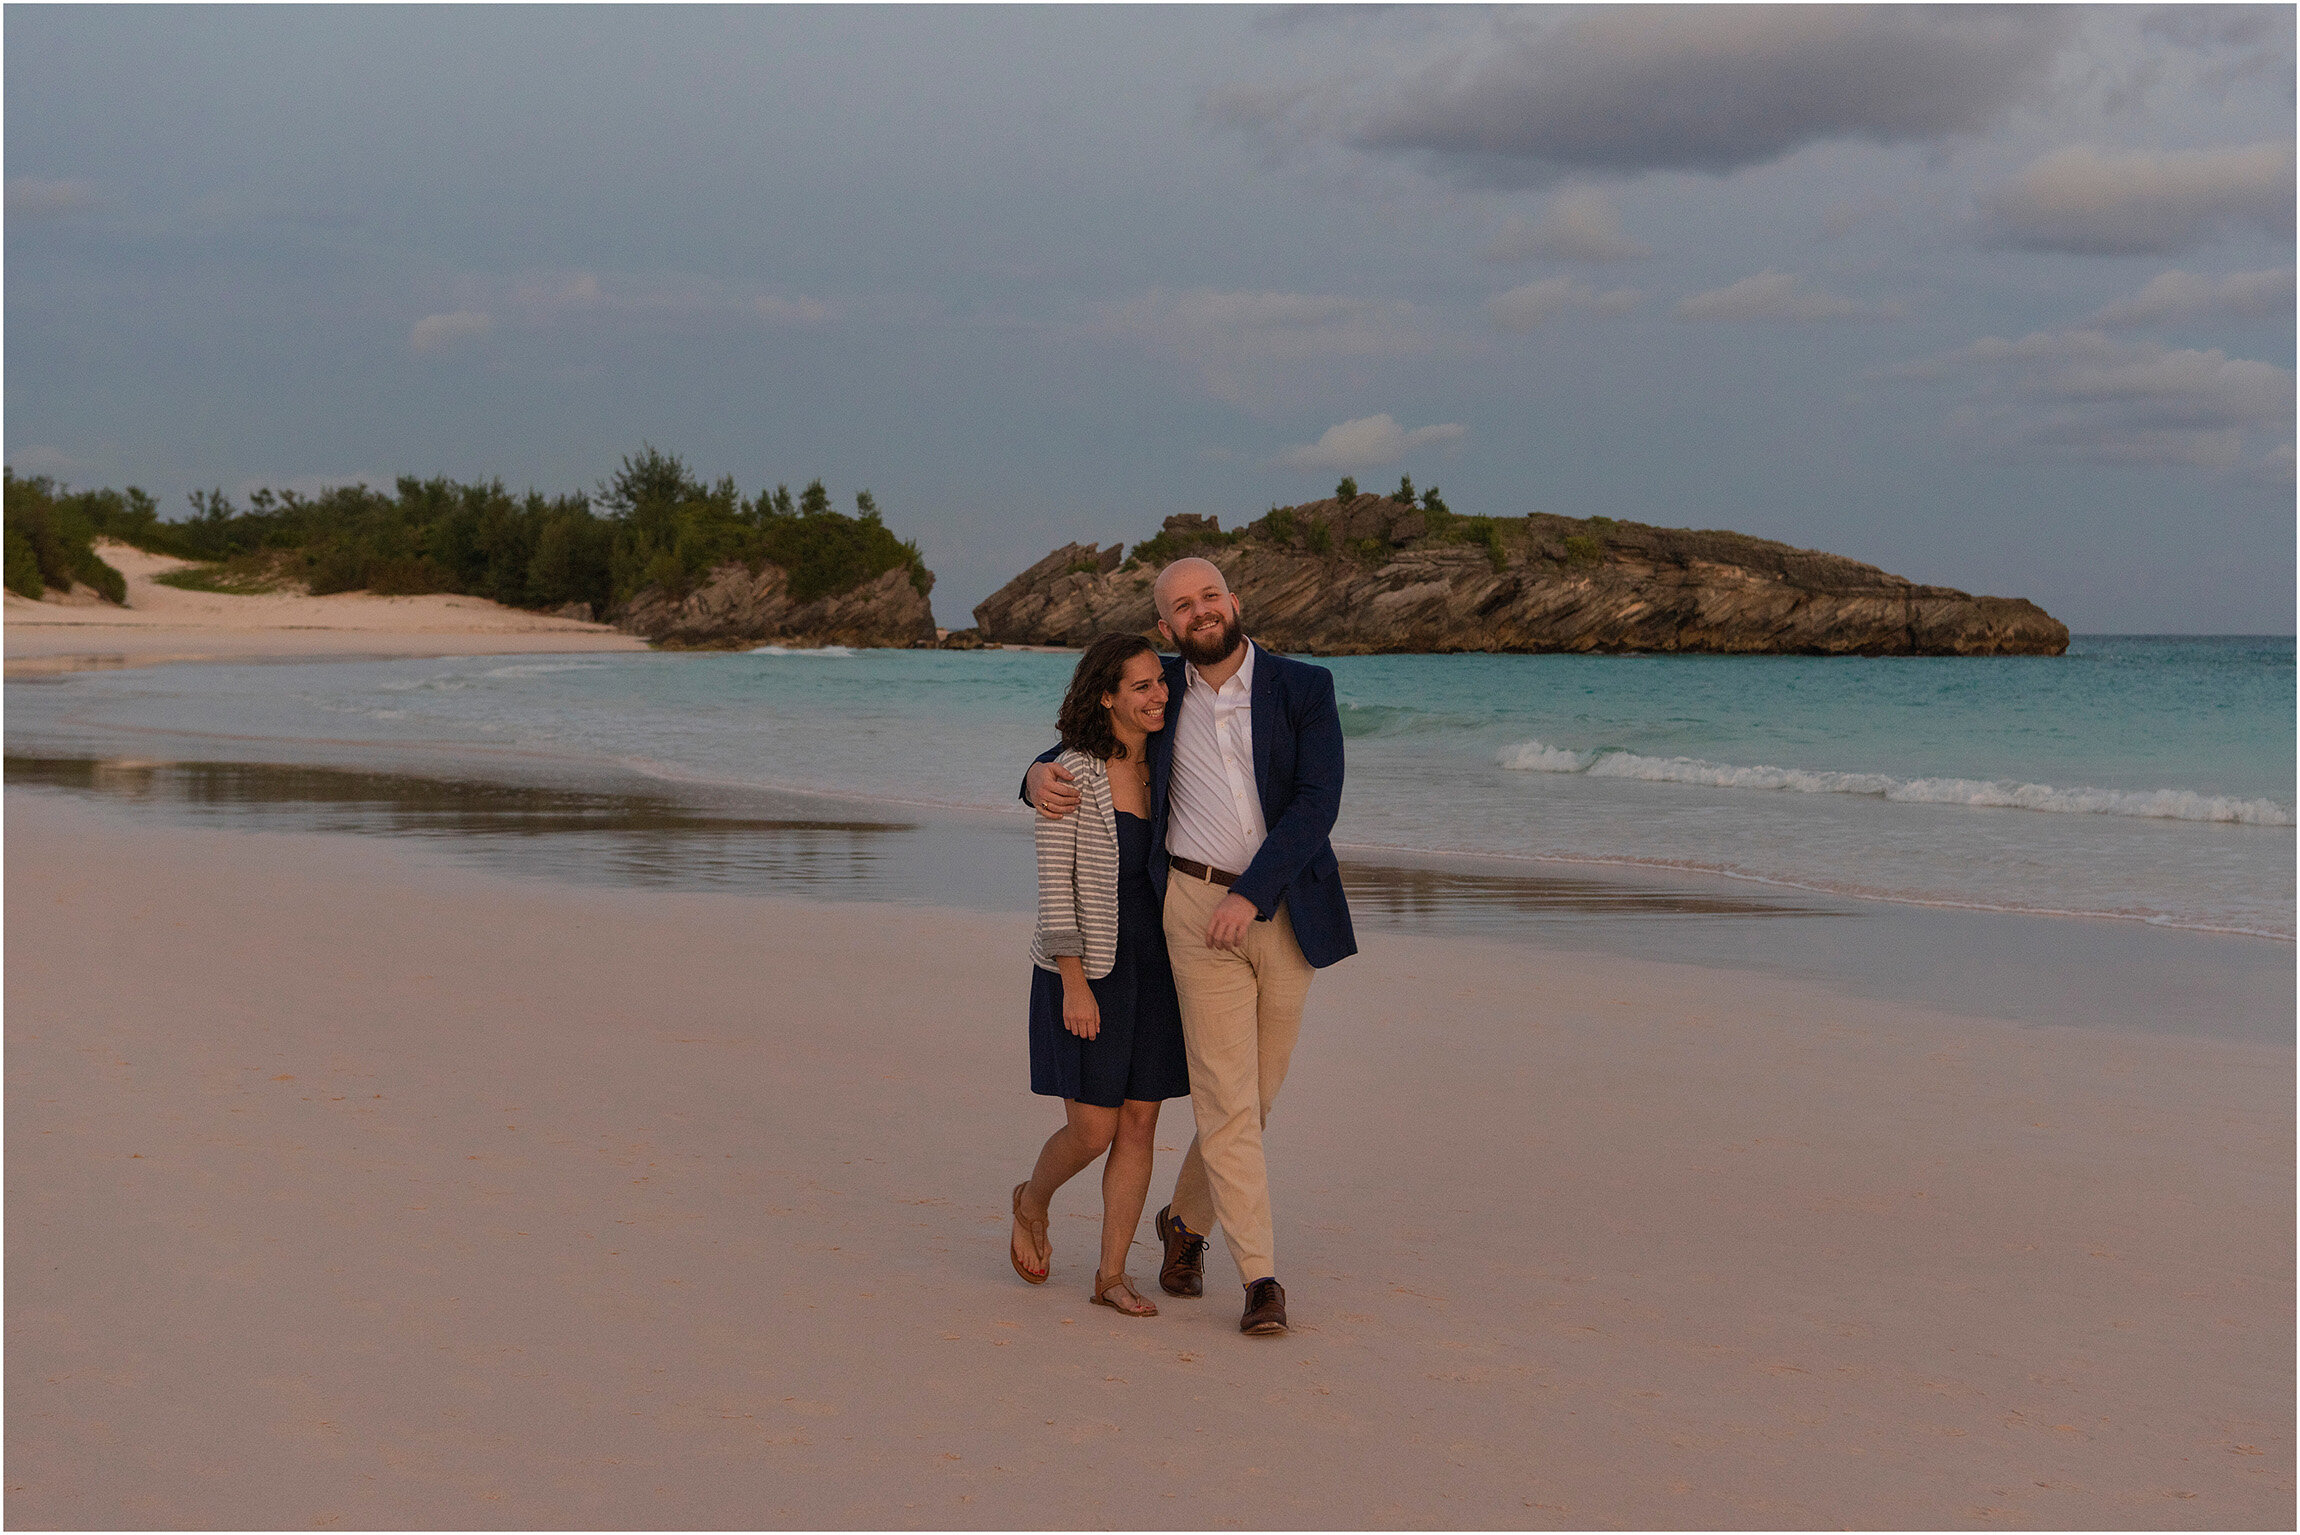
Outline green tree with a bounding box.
[1394,474,1416,504]
[3,470,126,602]
[1334,476,1359,500]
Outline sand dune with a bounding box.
[5,541,646,673]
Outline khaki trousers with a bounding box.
[1162,870,1315,1285]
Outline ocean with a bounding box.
[7,635,2291,941]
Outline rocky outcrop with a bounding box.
[972,498,2068,657]
[618,562,936,649]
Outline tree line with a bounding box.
[3,446,932,613]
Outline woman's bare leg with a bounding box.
[1098,1099,1162,1282]
[1015,1100,1117,1273]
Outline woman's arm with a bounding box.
[1033,786,1084,962]
[1055,955,1098,1040]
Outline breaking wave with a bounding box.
[1496,739,2294,827]
[747,644,856,657]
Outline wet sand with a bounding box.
[7,790,2291,1528]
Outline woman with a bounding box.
[1008,632,1189,1317]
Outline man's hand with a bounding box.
[1203,891,1259,951]
[1027,759,1080,819]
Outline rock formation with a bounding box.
[972,498,2068,657]
[618,562,936,649]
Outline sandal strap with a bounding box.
[1011,1183,1048,1236]
[1094,1271,1143,1303]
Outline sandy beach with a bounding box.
[4,542,646,674]
[7,782,2290,1530]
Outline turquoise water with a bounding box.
[8,636,2291,937]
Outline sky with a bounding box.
[6,4,2294,632]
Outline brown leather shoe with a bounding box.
[1240,1277,1288,1336]
[1155,1205,1205,1297]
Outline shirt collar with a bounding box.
[1185,637,1255,698]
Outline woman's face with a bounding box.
[1101,650,1169,738]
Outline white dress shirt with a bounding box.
[1165,639,1268,877]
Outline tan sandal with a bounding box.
[1092,1270,1158,1317]
[1010,1183,1049,1285]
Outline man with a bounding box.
[1024,556,1354,1336]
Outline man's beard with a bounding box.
[1174,608,1244,668]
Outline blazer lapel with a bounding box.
[1249,643,1278,816]
[1151,655,1186,831]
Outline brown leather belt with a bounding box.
[1168,854,1241,888]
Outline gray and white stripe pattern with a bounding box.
[1030,748,1123,979]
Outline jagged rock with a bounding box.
[937,626,992,649]
[618,562,936,649]
[971,501,2069,657]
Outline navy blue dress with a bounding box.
[1029,810,1190,1108]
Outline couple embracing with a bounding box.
[1006,557,1355,1337]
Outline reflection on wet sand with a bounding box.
[6,755,916,899]
[1340,859,1840,930]
[9,753,1845,933]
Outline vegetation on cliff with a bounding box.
[1,447,931,618]
[976,488,2069,657]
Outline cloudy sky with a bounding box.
[7,5,2293,630]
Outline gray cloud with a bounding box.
[1980,142,2295,255]
[2093,267,2295,327]
[2140,5,2297,98]
[1488,277,1639,330]
[499,269,834,327]
[1675,270,1885,323]
[7,177,97,218]
[1101,287,1435,407]
[1276,413,1466,473]
[6,444,98,479]
[1892,327,2294,473]
[1484,187,1650,263]
[410,311,493,354]
[1314,7,2072,188]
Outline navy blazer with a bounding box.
[1029,643,1357,970]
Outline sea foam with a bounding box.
[1496,739,2294,826]
[747,644,856,657]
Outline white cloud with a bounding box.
[1101,287,1435,407]
[1484,188,1649,263]
[1487,277,1639,330]
[1674,270,1878,323]
[2092,267,2295,328]
[1276,414,1466,473]
[1888,327,2294,473]
[6,178,97,219]
[410,311,494,353]
[1980,142,2295,255]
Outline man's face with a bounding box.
[1156,562,1244,668]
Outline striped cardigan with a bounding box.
[1030,748,1123,979]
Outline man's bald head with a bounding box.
[1154,556,1245,668]
[1152,556,1229,620]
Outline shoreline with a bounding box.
[9,753,2292,1045]
[12,637,2292,948]
[7,791,2291,1527]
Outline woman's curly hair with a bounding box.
[1057,632,1162,762]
